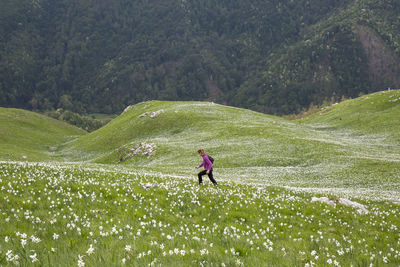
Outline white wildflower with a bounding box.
[29,253,39,263]
[78,255,85,267]
[53,233,59,240]
[87,244,95,255]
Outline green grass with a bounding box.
[301,90,400,143]
[0,108,86,161]
[1,91,400,200]
[0,91,399,265]
[57,91,400,201]
[0,162,398,266]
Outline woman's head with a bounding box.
[197,149,205,155]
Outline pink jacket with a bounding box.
[198,154,213,171]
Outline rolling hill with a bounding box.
[0,107,86,161]
[61,90,400,200]
[1,92,399,266]
[302,90,400,143]
[1,90,399,200]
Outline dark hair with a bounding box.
[197,149,204,154]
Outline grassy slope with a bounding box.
[1,90,399,200]
[0,162,399,266]
[301,90,400,142]
[0,107,86,161]
[62,91,400,201]
[293,90,400,200]
[0,93,399,265]
[64,101,347,178]
[65,101,309,165]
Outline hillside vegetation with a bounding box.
[302,90,400,143]
[0,107,85,161]
[1,91,399,200]
[0,91,399,265]
[1,0,400,114]
[42,90,400,200]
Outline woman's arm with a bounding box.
[198,159,205,168]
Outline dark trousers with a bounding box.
[198,169,217,185]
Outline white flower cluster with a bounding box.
[389,93,400,102]
[6,250,20,264]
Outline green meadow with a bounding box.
[0,90,399,265]
[0,108,85,161]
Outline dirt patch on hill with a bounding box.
[356,25,400,89]
[206,78,227,104]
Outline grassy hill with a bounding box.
[64,101,307,166]
[0,107,86,161]
[0,90,399,200]
[60,90,400,201]
[302,90,400,143]
[0,91,399,265]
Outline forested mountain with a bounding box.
[1,0,400,114]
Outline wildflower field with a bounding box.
[0,90,400,265]
[1,162,399,266]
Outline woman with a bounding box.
[195,149,217,185]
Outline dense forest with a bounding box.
[1,0,400,115]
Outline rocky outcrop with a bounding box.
[118,142,156,162]
[139,109,164,118]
